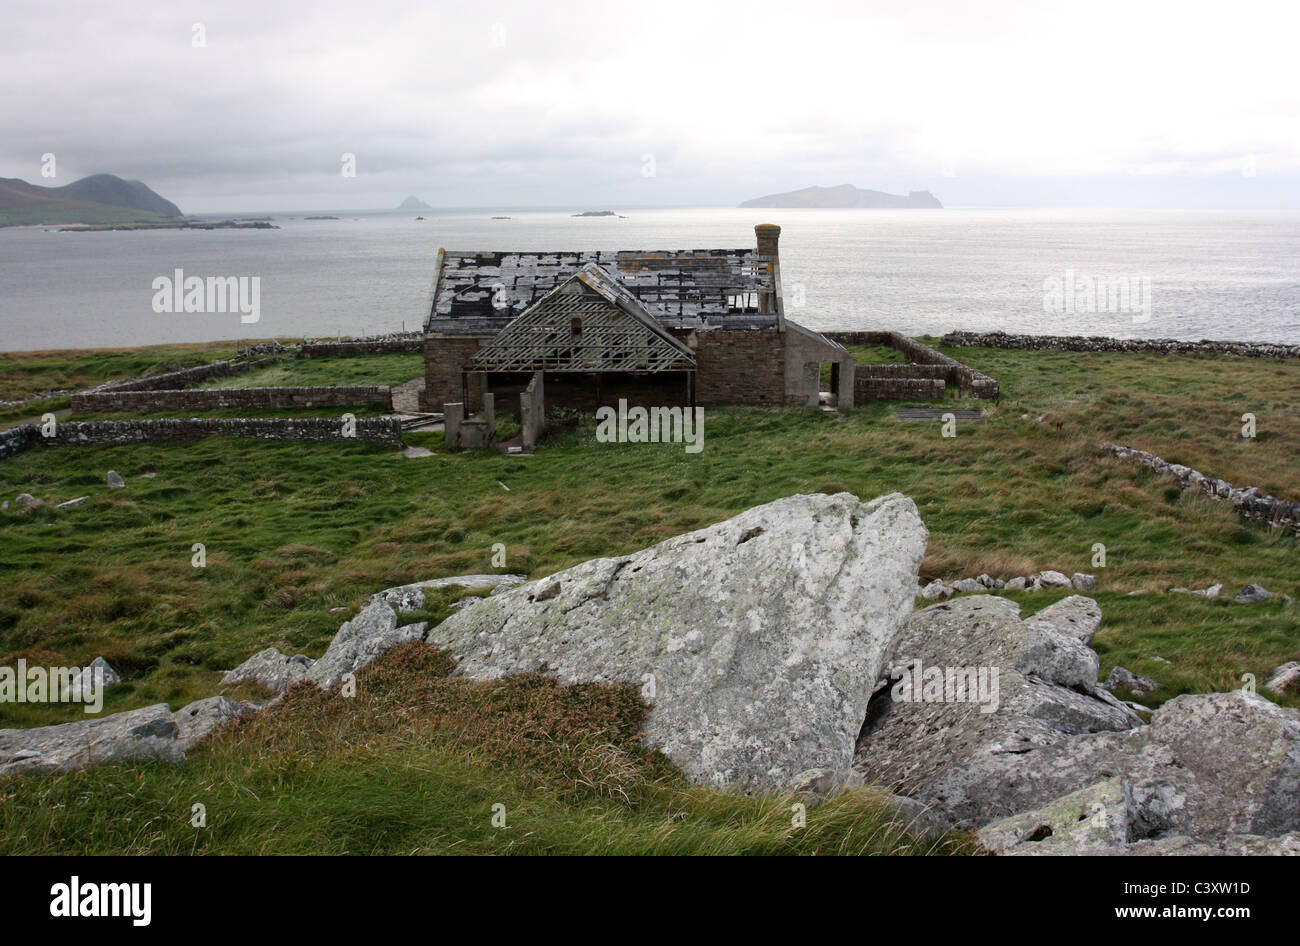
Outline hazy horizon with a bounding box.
[5,0,1300,213]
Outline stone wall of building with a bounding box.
[825,331,999,400]
[942,331,1300,359]
[692,328,787,406]
[71,386,392,414]
[422,336,485,412]
[854,375,947,401]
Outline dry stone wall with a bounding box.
[942,331,1300,359]
[72,385,392,413]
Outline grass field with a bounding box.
[1,339,1296,854]
[197,353,424,390]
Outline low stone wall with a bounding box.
[1102,442,1300,535]
[300,335,422,356]
[942,331,1300,359]
[1,425,38,460]
[825,331,999,400]
[72,385,392,414]
[93,355,286,393]
[855,375,947,401]
[26,417,402,450]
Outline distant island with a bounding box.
[398,196,433,211]
[305,216,339,220]
[59,220,278,232]
[0,173,184,227]
[740,184,942,209]
[572,210,619,217]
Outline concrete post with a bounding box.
[482,393,495,441]
[444,402,464,449]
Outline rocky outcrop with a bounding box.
[855,594,1300,854]
[1234,583,1274,604]
[372,574,527,613]
[1105,666,1159,696]
[306,600,428,690]
[0,704,184,775]
[173,696,252,750]
[854,596,1141,827]
[978,778,1133,856]
[221,648,314,693]
[1266,662,1300,696]
[427,492,928,789]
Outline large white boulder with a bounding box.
[427,492,928,789]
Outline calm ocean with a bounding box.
[1,208,1297,351]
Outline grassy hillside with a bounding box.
[0,340,1296,854]
[0,174,180,227]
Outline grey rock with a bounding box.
[951,578,983,593]
[1234,583,1274,604]
[863,678,1300,845]
[1190,583,1223,598]
[56,496,90,509]
[0,704,183,775]
[14,493,40,507]
[173,695,250,750]
[106,471,125,489]
[854,595,1142,828]
[1024,595,1103,645]
[919,579,952,600]
[883,793,955,837]
[372,573,528,613]
[979,778,1132,855]
[427,492,928,790]
[788,767,865,802]
[60,657,121,699]
[306,600,428,689]
[1035,570,1073,589]
[1071,572,1098,591]
[1004,577,1027,591]
[402,446,435,458]
[221,647,315,693]
[1105,666,1160,696]
[1265,662,1300,696]
[1109,833,1300,856]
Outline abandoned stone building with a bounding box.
[420,225,855,416]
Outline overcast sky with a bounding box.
[5,0,1299,211]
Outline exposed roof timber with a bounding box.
[469,267,696,373]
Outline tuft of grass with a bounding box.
[0,643,971,856]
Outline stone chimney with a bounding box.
[755,223,781,257]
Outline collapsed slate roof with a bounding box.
[425,248,781,336]
[469,264,697,373]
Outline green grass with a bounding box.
[198,354,424,390]
[845,343,911,364]
[1,339,1297,854]
[0,643,970,855]
[0,341,242,401]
